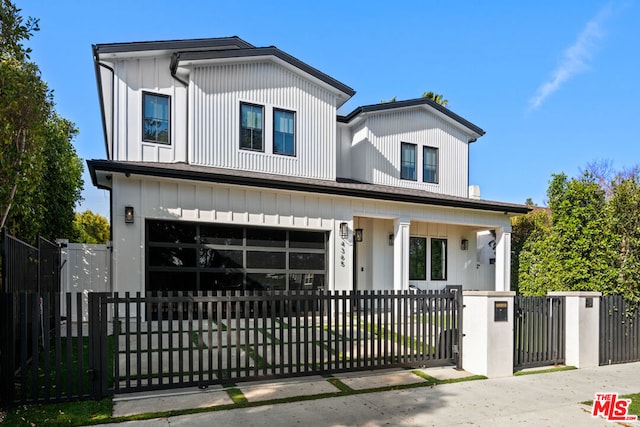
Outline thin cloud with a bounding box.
[528,3,613,110]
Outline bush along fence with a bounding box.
[0,288,462,404]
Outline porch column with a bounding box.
[393,218,410,291]
[494,226,511,292]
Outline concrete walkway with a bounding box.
[100,362,640,426]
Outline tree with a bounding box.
[422,91,448,107]
[73,210,110,244]
[380,96,397,103]
[517,172,620,297]
[510,208,550,291]
[0,1,83,242]
[608,173,640,302]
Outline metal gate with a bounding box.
[600,295,640,365]
[91,288,463,398]
[514,295,565,369]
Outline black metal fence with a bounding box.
[600,295,640,366]
[0,231,61,293]
[0,288,462,404]
[514,295,565,369]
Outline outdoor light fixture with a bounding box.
[461,238,469,251]
[355,228,363,242]
[389,233,394,246]
[339,222,348,239]
[124,206,134,224]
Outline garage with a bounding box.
[146,220,327,293]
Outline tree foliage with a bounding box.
[422,91,448,107]
[515,168,640,304]
[0,0,83,243]
[72,210,110,244]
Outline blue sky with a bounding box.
[17,1,640,218]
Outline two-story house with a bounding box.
[88,36,528,299]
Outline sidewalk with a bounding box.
[101,362,640,426]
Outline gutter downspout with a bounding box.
[92,45,115,160]
[170,53,189,163]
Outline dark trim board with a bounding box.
[88,160,530,214]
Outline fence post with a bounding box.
[548,291,600,368]
[89,292,105,399]
[0,292,16,404]
[462,291,515,377]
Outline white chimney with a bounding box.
[469,185,481,200]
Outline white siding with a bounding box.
[344,109,470,197]
[109,174,509,295]
[189,62,337,180]
[110,56,188,163]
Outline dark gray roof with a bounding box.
[93,36,254,54]
[171,47,355,97]
[87,160,530,214]
[338,98,485,140]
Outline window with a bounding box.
[274,109,295,156]
[431,238,447,280]
[401,142,417,180]
[240,103,264,151]
[423,147,438,183]
[146,220,327,295]
[409,237,426,280]
[143,93,170,144]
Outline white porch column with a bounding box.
[494,226,512,292]
[393,218,410,291]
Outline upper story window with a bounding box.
[401,142,417,180]
[423,146,439,184]
[273,109,296,156]
[143,92,170,144]
[240,103,264,151]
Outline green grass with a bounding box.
[626,393,640,416]
[513,365,576,376]
[1,397,112,426]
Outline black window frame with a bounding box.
[240,102,265,152]
[142,92,171,145]
[273,108,296,156]
[401,142,417,181]
[430,238,448,281]
[409,237,427,280]
[423,146,439,184]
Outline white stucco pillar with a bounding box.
[462,291,515,377]
[494,226,511,292]
[393,219,410,291]
[548,291,601,368]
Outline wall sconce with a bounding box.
[124,206,134,224]
[388,233,394,246]
[355,228,363,242]
[339,222,348,239]
[461,238,469,251]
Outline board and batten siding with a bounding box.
[189,62,337,180]
[347,109,470,197]
[109,175,509,295]
[109,57,188,163]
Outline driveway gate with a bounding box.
[514,295,565,369]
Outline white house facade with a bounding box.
[88,37,529,298]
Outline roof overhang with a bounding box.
[338,98,485,142]
[88,160,530,215]
[170,47,355,107]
